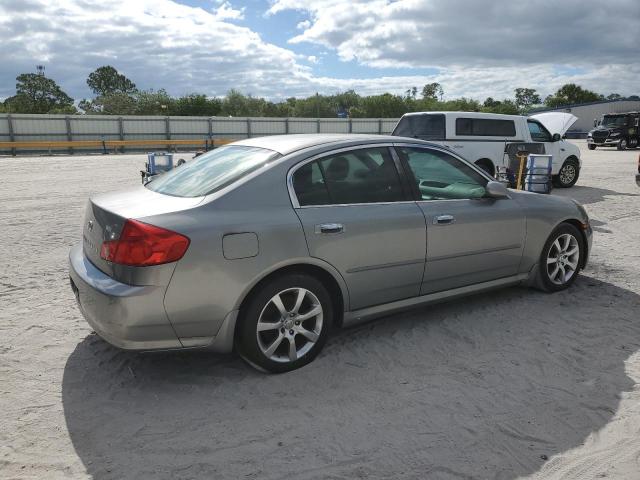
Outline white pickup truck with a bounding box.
[392,111,580,188]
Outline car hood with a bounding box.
[530,112,578,136]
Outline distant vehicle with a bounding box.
[391,111,581,188]
[588,112,640,150]
[69,134,592,373]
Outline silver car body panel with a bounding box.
[69,134,592,354]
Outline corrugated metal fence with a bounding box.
[0,114,400,154]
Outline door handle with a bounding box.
[316,223,344,234]
[433,214,455,225]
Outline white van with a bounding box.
[392,111,581,188]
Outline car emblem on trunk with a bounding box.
[87,220,94,231]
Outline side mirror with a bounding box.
[485,181,509,199]
[552,133,561,142]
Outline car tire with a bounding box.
[535,223,584,293]
[236,273,333,373]
[617,138,627,150]
[588,144,596,150]
[553,158,580,188]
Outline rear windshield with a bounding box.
[146,145,281,197]
[392,114,445,140]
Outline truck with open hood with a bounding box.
[392,111,581,188]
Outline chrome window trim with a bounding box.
[286,142,499,208]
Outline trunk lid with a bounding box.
[82,185,203,280]
[529,112,578,136]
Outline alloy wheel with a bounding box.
[546,233,580,285]
[559,164,576,185]
[256,288,323,363]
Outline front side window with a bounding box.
[456,118,516,137]
[396,147,487,200]
[527,120,552,142]
[146,145,281,197]
[292,147,404,206]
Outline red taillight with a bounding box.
[100,219,190,266]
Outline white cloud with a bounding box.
[296,20,311,30]
[0,0,638,103]
[211,1,244,21]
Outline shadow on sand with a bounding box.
[63,277,640,479]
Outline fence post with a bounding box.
[65,116,73,155]
[7,114,16,156]
[118,117,125,153]
[285,118,289,135]
[247,118,252,138]
[348,118,352,134]
[317,118,320,133]
[165,116,172,152]
[378,118,383,135]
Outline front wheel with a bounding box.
[617,138,628,150]
[237,273,333,373]
[536,223,584,292]
[588,144,596,150]
[553,158,580,188]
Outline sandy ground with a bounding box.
[1,142,639,480]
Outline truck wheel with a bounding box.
[588,144,596,150]
[475,159,494,177]
[617,138,627,150]
[629,138,638,149]
[553,158,580,188]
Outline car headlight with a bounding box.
[610,132,620,137]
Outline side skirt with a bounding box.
[342,273,530,328]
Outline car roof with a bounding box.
[232,134,423,155]
[402,111,524,120]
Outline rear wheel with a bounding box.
[536,223,584,292]
[553,158,580,188]
[617,138,628,150]
[237,273,332,373]
[475,159,495,177]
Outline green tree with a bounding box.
[544,83,603,108]
[134,89,174,115]
[87,66,137,96]
[79,92,137,115]
[171,94,222,116]
[421,82,444,100]
[606,93,622,100]
[4,73,74,113]
[514,88,541,112]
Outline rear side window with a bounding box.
[292,147,404,206]
[392,114,445,140]
[456,118,516,137]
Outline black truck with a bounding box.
[587,112,640,150]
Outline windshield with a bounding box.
[601,115,627,127]
[146,145,281,197]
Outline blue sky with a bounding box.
[0,0,638,101]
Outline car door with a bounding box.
[290,145,427,310]
[527,119,564,174]
[393,144,526,294]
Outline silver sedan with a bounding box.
[69,134,593,372]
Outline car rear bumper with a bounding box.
[68,243,182,350]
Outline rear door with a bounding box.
[393,144,526,294]
[290,145,427,310]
